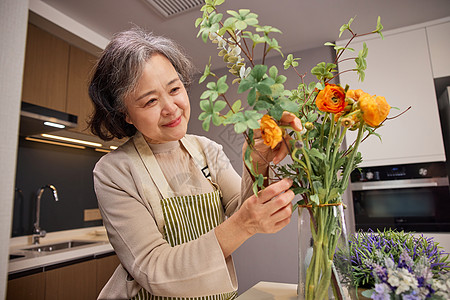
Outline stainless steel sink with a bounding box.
[9,254,25,260]
[21,240,102,252]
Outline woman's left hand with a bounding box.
[243,112,303,175]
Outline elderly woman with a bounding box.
[89,28,301,300]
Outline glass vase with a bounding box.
[297,201,356,300]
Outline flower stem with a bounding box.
[341,122,364,190]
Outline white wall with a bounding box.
[187,45,349,294]
[0,0,29,298]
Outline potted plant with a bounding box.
[339,228,450,299]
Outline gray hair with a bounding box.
[88,27,195,140]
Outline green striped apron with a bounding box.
[131,135,237,300]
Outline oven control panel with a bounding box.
[351,162,448,182]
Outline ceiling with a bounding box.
[40,0,450,71]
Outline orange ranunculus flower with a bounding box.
[358,93,391,127]
[260,115,284,149]
[315,84,346,113]
[346,89,365,101]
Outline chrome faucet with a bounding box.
[33,184,59,244]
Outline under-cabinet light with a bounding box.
[25,137,86,149]
[109,146,118,150]
[41,134,102,147]
[95,148,111,153]
[43,121,66,129]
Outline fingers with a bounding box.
[272,136,291,165]
[280,111,303,132]
[257,178,293,203]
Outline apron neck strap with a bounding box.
[133,133,208,198]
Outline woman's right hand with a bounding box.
[236,178,294,235]
[215,178,294,257]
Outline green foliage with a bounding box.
[283,54,300,70]
[225,9,258,30]
[311,62,337,81]
[195,0,385,200]
[339,16,355,37]
[355,42,368,81]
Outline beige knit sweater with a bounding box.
[95,132,253,299]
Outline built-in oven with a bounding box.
[350,162,450,232]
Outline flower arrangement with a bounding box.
[344,229,450,299]
[195,0,392,299]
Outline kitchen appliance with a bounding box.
[19,101,77,136]
[350,162,450,232]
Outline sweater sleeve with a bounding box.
[94,143,237,298]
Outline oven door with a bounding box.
[351,178,450,232]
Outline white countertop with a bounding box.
[9,226,113,274]
[237,281,298,300]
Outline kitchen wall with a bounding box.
[186,44,348,294]
[12,137,104,237]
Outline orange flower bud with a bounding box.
[359,94,391,127]
[315,84,346,113]
[260,115,284,149]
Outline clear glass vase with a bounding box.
[297,202,356,300]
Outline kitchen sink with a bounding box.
[21,240,102,252]
[9,254,25,260]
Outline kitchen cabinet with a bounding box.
[426,21,450,79]
[6,253,119,300]
[337,27,446,167]
[66,45,97,135]
[45,259,97,300]
[6,272,45,300]
[96,253,121,295]
[22,23,99,136]
[22,23,69,112]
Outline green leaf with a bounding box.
[355,42,369,81]
[253,98,273,111]
[238,78,255,93]
[200,99,212,112]
[269,104,284,120]
[213,100,227,112]
[373,16,384,39]
[279,97,299,113]
[292,187,308,195]
[212,114,222,126]
[256,83,272,96]
[252,181,259,196]
[339,16,355,37]
[310,194,320,205]
[198,111,209,121]
[251,65,268,82]
[256,174,264,187]
[231,99,242,112]
[235,122,247,133]
[247,87,257,106]
[269,65,278,79]
[202,115,212,131]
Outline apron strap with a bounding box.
[134,132,172,199]
[132,133,212,233]
[180,136,210,179]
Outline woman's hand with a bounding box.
[243,112,303,175]
[215,178,294,257]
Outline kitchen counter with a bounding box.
[9,226,113,275]
[237,281,298,300]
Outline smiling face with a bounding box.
[124,54,190,144]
